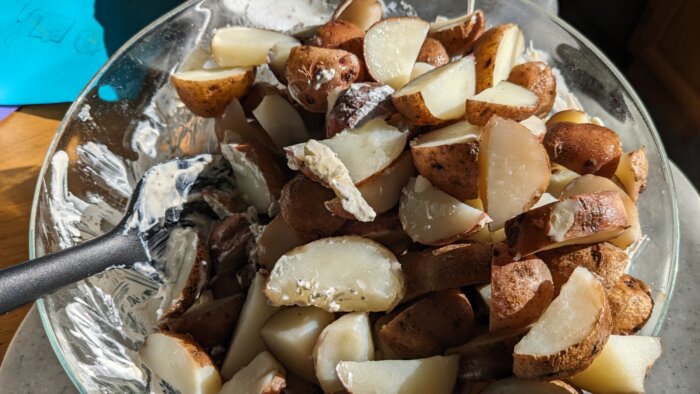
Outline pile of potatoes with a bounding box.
[140,0,662,393]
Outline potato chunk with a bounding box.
[220,351,286,394]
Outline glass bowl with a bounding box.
[30,0,679,392]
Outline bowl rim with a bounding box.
[29,0,680,392]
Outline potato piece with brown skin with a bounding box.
[608,274,653,335]
[538,242,629,295]
[546,109,590,127]
[325,82,395,138]
[399,243,492,302]
[216,98,277,151]
[333,0,384,31]
[338,210,409,246]
[285,46,362,113]
[208,213,253,275]
[279,174,347,243]
[171,67,255,117]
[380,289,476,358]
[473,24,525,93]
[254,215,303,271]
[209,270,243,300]
[544,122,623,178]
[465,81,540,125]
[507,61,556,116]
[310,20,365,49]
[240,82,283,116]
[615,147,649,202]
[429,10,485,57]
[201,186,247,219]
[416,38,449,67]
[160,228,210,318]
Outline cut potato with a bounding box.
[416,38,449,67]
[338,211,409,247]
[505,191,629,257]
[547,164,580,197]
[325,82,395,138]
[212,27,299,67]
[265,236,405,312]
[373,313,402,360]
[399,243,492,302]
[532,192,558,209]
[310,20,365,49]
[260,307,335,383]
[513,267,612,379]
[336,356,459,394]
[208,213,253,273]
[333,0,384,31]
[380,289,475,358]
[507,61,556,116]
[254,215,303,271]
[252,94,310,149]
[140,331,221,394]
[267,41,301,83]
[546,109,590,127]
[221,273,279,379]
[465,80,540,125]
[221,142,290,214]
[392,56,476,125]
[220,351,286,394]
[473,24,525,93]
[429,10,485,56]
[216,98,277,150]
[240,82,284,117]
[411,120,480,200]
[543,122,623,178]
[481,377,581,393]
[201,186,247,219]
[399,176,491,245]
[364,17,430,89]
[162,294,244,349]
[171,67,255,117]
[519,115,547,141]
[607,274,653,335]
[479,116,551,230]
[569,335,662,393]
[615,147,649,202]
[409,62,435,80]
[313,312,374,393]
[159,228,208,318]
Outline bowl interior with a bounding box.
[31,0,678,392]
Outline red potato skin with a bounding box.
[543,122,623,178]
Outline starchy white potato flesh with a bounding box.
[221,144,272,213]
[336,356,459,394]
[615,147,648,202]
[429,13,475,32]
[412,120,480,147]
[140,332,221,394]
[313,312,374,393]
[268,41,301,80]
[364,18,430,89]
[410,62,435,80]
[212,27,299,67]
[264,236,405,312]
[547,164,580,197]
[399,176,491,245]
[220,351,286,394]
[520,115,546,140]
[570,335,662,393]
[260,307,336,383]
[159,227,206,318]
[532,192,558,209]
[252,95,309,149]
[173,67,252,82]
[469,80,539,107]
[479,24,525,90]
[333,0,384,31]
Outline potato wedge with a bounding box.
[336,356,459,394]
[251,94,310,150]
[140,331,221,394]
[159,228,208,318]
[220,351,286,394]
[364,17,430,89]
[520,115,547,141]
[313,312,374,393]
[399,176,491,245]
[265,236,405,312]
[254,215,303,271]
[479,116,551,230]
[547,164,580,197]
[569,335,662,393]
[417,38,449,67]
[446,327,529,381]
[212,27,299,67]
[543,122,623,178]
[507,61,556,116]
[411,120,480,200]
[615,147,649,202]
[325,82,395,138]
[481,378,581,393]
[473,24,525,93]
[429,10,485,56]
[392,56,476,125]
[546,109,590,127]
[208,213,252,274]
[260,307,335,382]
[171,67,255,117]
[409,62,435,80]
[400,242,492,302]
[607,274,653,335]
[513,267,612,379]
[466,80,540,125]
[333,0,383,31]
[373,313,402,360]
[380,289,475,358]
[216,98,278,150]
[267,41,301,83]
[310,20,365,49]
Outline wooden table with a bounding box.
[0,104,69,362]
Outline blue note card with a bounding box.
[0,1,109,105]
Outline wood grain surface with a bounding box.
[0,104,69,363]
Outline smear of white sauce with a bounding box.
[77,142,133,198]
[78,104,93,122]
[49,151,91,249]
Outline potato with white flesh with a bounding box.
[364,17,430,89]
[240,83,284,116]
[546,109,590,127]
[507,61,557,116]
[325,82,395,138]
[509,193,628,258]
[400,176,491,245]
[333,0,383,31]
[216,98,277,150]
[399,242,492,302]
[513,267,612,380]
[162,294,244,348]
[265,236,405,312]
[212,26,299,67]
[520,115,547,140]
[466,80,540,125]
[267,41,301,83]
[608,274,653,335]
[221,273,279,379]
[561,174,641,249]
[409,62,435,80]
[159,228,208,318]
[280,175,347,243]
[615,147,649,202]
[380,289,475,358]
[254,215,303,271]
[411,120,480,200]
[429,10,485,56]
[416,38,449,67]
[481,378,581,394]
[171,67,254,117]
[336,356,459,394]
[285,46,362,113]
[221,142,290,214]
[260,307,335,383]
[392,56,476,125]
[473,23,525,93]
[252,94,310,149]
[544,122,623,178]
[547,164,580,197]
[313,312,374,393]
[220,351,286,394]
[446,327,529,382]
[570,335,662,393]
[479,116,551,230]
[532,192,558,209]
[140,331,221,394]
